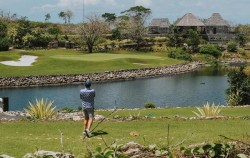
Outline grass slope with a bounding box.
[0,49,183,77]
[0,107,249,157]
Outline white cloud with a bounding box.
[135,0,152,7]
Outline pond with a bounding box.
[0,66,230,111]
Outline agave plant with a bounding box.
[192,102,222,117]
[24,98,57,119]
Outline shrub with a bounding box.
[226,67,250,106]
[24,98,57,119]
[199,44,222,58]
[61,107,74,113]
[144,102,156,108]
[227,41,238,52]
[168,48,192,61]
[0,37,10,51]
[192,102,222,117]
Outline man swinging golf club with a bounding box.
[80,79,95,138]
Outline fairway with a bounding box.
[0,50,183,76]
[51,53,162,61]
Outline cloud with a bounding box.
[135,0,152,7]
[35,0,102,12]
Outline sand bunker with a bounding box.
[0,55,38,66]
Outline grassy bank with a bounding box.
[0,49,183,77]
[0,107,249,157]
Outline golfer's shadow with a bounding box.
[91,130,108,137]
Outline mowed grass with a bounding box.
[0,107,249,157]
[0,49,183,77]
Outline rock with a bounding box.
[0,62,205,88]
[34,150,74,158]
[0,155,15,158]
[95,115,105,121]
[72,116,81,121]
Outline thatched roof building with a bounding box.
[148,18,171,34]
[205,13,229,26]
[175,13,205,27]
[204,13,233,43]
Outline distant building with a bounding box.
[148,13,235,44]
[148,18,171,34]
[204,13,234,43]
[174,13,205,34]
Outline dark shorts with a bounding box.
[83,108,94,119]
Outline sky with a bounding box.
[0,0,249,25]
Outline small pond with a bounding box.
[0,66,230,111]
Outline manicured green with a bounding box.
[0,49,183,77]
[0,107,249,157]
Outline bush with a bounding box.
[61,107,74,113]
[144,102,156,108]
[168,48,192,61]
[199,44,222,58]
[226,67,250,106]
[192,102,222,117]
[0,37,10,51]
[24,98,57,119]
[227,41,238,52]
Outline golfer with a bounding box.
[80,79,95,137]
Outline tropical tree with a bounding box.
[102,13,116,23]
[58,10,73,24]
[167,26,184,47]
[58,11,66,24]
[79,14,108,53]
[121,6,151,50]
[45,13,51,22]
[65,10,73,24]
[186,29,201,53]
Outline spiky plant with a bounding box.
[192,102,222,117]
[24,98,57,119]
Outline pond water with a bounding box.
[0,66,229,111]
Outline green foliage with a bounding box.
[199,44,222,58]
[0,20,8,37]
[167,28,184,47]
[24,98,57,119]
[0,20,10,51]
[61,107,74,113]
[93,143,125,158]
[181,143,236,158]
[48,25,61,35]
[226,67,250,106]
[0,37,10,51]
[192,102,222,117]
[227,41,238,52]
[236,33,247,47]
[144,102,156,108]
[186,29,201,53]
[102,13,117,22]
[168,48,192,61]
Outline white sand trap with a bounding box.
[133,63,148,65]
[0,55,38,66]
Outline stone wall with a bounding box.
[0,62,205,88]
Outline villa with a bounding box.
[148,13,235,44]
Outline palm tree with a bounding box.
[58,11,66,24]
[45,13,51,22]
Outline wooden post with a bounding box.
[2,97,9,112]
